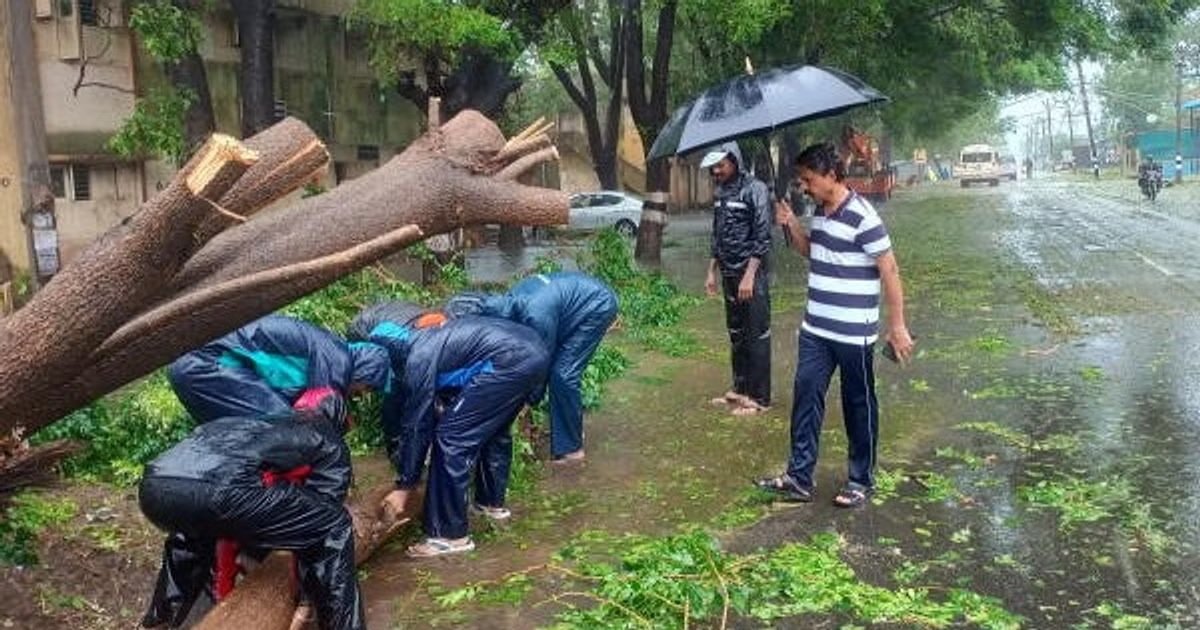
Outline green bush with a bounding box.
[582,230,700,356]
[32,373,193,486]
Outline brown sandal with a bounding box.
[711,391,749,406]
[730,397,769,416]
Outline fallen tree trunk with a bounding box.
[0,118,329,435]
[195,485,425,630]
[0,111,566,438]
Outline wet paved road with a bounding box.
[369,178,1200,628]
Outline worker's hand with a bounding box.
[381,489,411,521]
[737,272,755,303]
[774,200,794,226]
[705,270,719,298]
[886,325,915,365]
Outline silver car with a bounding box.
[568,191,642,237]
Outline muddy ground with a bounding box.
[3,177,1199,629]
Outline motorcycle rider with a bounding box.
[1138,156,1163,199]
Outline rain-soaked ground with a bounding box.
[355,177,1200,628]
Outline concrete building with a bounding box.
[0,0,423,305]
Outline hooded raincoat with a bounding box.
[708,141,772,407]
[137,399,363,630]
[168,314,391,423]
[351,306,550,540]
[446,272,618,457]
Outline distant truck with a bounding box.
[839,127,896,202]
[956,144,1003,187]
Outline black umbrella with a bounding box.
[647,64,888,161]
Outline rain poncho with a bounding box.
[137,399,363,630]
[351,305,549,539]
[447,272,618,457]
[708,141,772,407]
[168,314,391,423]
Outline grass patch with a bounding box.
[935,447,986,470]
[541,530,1020,629]
[0,492,77,565]
[1018,475,1174,557]
[956,421,1080,454]
[1016,278,1078,336]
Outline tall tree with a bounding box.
[231,0,278,138]
[350,0,571,121]
[626,0,677,264]
[628,0,792,264]
[545,0,626,189]
[113,0,215,160]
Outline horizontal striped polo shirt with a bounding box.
[803,192,892,345]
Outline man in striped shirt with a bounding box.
[756,142,914,508]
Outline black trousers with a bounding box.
[721,272,771,407]
[138,477,364,630]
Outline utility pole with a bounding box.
[1044,99,1054,166]
[1062,96,1076,172]
[1075,58,1099,180]
[1,0,58,286]
[1176,58,1184,184]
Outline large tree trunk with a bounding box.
[163,0,215,154]
[0,112,566,438]
[165,50,216,154]
[634,158,669,264]
[626,0,676,265]
[232,0,277,138]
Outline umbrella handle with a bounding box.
[760,136,794,247]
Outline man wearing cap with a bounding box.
[701,141,773,416]
[167,314,392,423]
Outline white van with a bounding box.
[956,144,1002,187]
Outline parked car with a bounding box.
[568,191,642,237]
[999,155,1018,181]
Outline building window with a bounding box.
[72,165,91,201]
[49,166,66,199]
[357,145,380,162]
[58,0,73,18]
[79,0,98,25]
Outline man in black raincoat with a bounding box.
[446,271,618,463]
[349,302,549,558]
[167,314,392,423]
[137,393,363,630]
[701,141,772,415]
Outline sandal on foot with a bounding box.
[832,486,872,509]
[710,391,746,406]
[752,474,813,503]
[551,450,586,465]
[406,537,476,558]
[471,504,512,521]
[731,402,769,417]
